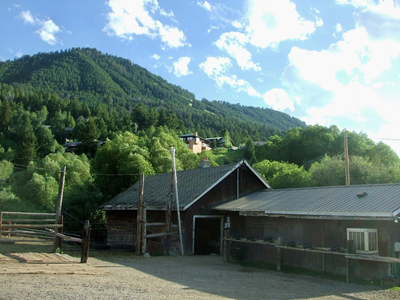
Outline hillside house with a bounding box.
[100,160,270,255]
[178,133,211,153]
[204,137,234,149]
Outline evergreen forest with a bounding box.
[1,48,399,223]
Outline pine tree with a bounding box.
[0,100,12,134]
[16,119,38,165]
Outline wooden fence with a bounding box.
[0,211,90,263]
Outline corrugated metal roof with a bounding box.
[212,183,400,219]
[101,160,270,211]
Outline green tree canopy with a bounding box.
[253,160,314,189]
[244,137,256,164]
[91,131,154,200]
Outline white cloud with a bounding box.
[104,0,188,49]
[335,0,374,8]
[151,54,160,60]
[159,8,174,18]
[244,0,317,49]
[276,0,400,141]
[197,1,212,11]
[157,21,188,49]
[20,10,36,25]
[263,88,295,112]
[311,7,323,27]
[173,57,192,77]
[199,56,232,84]
[199,56,261,99]
[36,19,61,46]
[231,21,243,29]
[335,23,343,33]
[20,10,62,45]
[215,32,260,71]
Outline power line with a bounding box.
[12,163,142,176]
[373,138,400,141]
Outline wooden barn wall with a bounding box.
[105,210,183,249]
[239,166,268,196]
[105,210,137,246]
[184,167,267,254]
[239,216,398,280]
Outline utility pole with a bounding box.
[135,174,144,255]
[170,145,184,255]
[344,133,350,186]
[53,165,66,252]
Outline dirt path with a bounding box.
[1,252,400,300]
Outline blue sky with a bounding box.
[1,0,400,155]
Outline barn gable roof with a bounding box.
[101,160,270,211]
[213,183,400,220]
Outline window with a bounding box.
[347,228,378,254]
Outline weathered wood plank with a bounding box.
[2,219,56,223]
[1,212,56,217]
[346,254,400,263]
[146,222,166,226]
[3,224,63,229]
[145,232,179,238]
[45,228,83,243]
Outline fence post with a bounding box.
[223,230,230,262]
[81,220,90,263]
[141,206,147,254]
[277,237,284,271]
[0,211,2,239]
[346,239,355,283]
[135,174,144,255]
[53,215,63,252]
[54,166,66,252]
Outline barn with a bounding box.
[213,183,400,282]
[100,160,270,255]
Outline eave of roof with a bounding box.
[212,183,400,220]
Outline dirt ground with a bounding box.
[1,249,400,300]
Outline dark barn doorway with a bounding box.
[193,216,223,255]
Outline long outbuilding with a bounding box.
[213,183,400,282]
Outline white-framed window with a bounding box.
[347,228,378,254]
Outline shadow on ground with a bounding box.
[79,250,391,300]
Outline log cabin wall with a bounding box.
[105,210,137,247]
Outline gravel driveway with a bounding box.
[1,252,400,300]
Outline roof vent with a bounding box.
[357,191,368,198]
[199,158,210,168]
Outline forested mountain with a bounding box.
[2,48,399,219]
[0,47,305,143]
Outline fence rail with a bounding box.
[0,211,59,241]
[0,211,90,263]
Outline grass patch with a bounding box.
[213,148,245,165]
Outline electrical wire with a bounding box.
[12,162,142,176]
